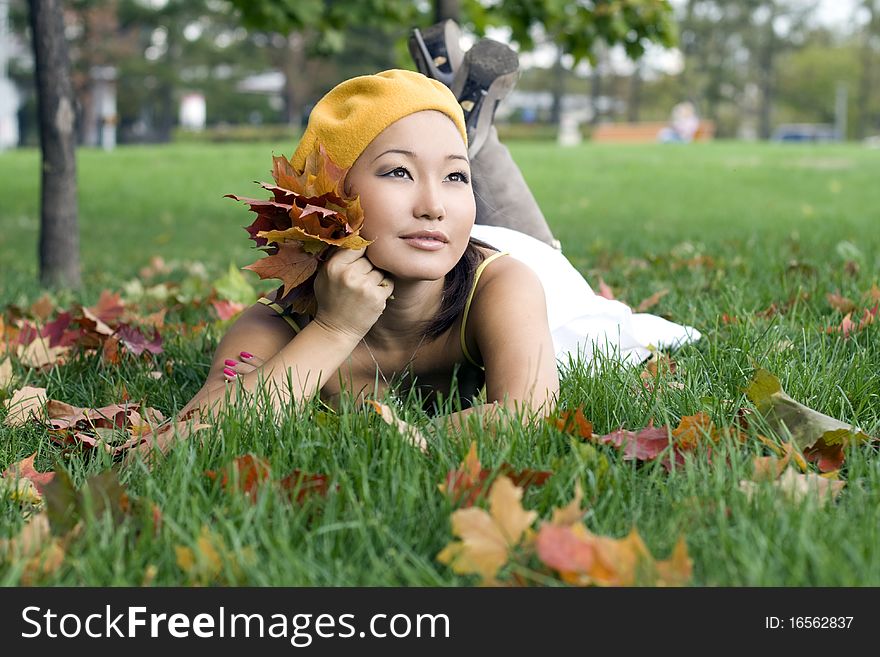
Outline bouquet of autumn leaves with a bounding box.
[226,146,372,316]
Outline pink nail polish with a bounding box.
[223,367,236,376]
[224,359,237,367]
[240,351,253,359]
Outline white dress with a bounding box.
[470,225,702,368]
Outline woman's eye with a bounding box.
[447,171,470,183]
[383,167,411,179]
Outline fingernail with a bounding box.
[240,351,253,359]
[224,359,237,367]
[223,368,236,376]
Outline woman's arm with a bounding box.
[180,248,393,419]
[176,301,298,419]
[456,257,560,423]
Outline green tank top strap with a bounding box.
[257,297,301,333]
[459,251,509,369]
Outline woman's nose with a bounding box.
[415,181,445,220]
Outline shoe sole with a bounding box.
[408,20,462,87]
[451,40,519,156]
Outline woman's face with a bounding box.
[345,110,475,281]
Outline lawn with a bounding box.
[0,140,878,586]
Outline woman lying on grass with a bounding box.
[180,68,559,431]
[176,35,698,439]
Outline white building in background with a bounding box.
[87,65,118,150]
[0,0,19,150]
[0,77,18,149]
[179,92,206,130]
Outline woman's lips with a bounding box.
[401,236,447,251]
[400,231,449,251]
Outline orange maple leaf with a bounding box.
[229,145,372,311]
[548,407,593,440]
[536,522,692,587]
[436,476,537,584]
[243,241,319,299]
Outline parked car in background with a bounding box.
[772,123,838,142]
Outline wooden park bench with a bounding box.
[591,120,715,143]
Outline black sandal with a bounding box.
[450,39,520,157]
[408,20,464,87]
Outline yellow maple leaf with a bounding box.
[175,525,254,586]
[550,482,585,526]
[0,512,66,585]
[437,476,537,584]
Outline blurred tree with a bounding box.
[65,0,137,145]
[775,31,860,132]
[748,0,817,139]
[225,0,418,126]
[856,0,880,138]
[677,0,816,138]
[27,0,80,288]
[474,0,677,125]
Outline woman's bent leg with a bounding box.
[471,125,558,247]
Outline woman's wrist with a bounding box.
[311,313,369,344]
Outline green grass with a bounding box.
[1,140,879,586]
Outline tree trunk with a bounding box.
[281,31,309,127]
[856,0,877,139]
[757,11,778,140]
[678,0,697,99]
[28,0,80,289]
[589,48,603,125]
[434,0,460,23]
[549,46,565,125]
[628,63,643,122]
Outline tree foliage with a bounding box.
[476,0,677,64]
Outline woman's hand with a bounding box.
[312,247,394,340]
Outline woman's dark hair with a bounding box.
[421,237,498,341]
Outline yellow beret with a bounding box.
[291,69,468,171]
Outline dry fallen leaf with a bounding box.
[439,441,552,507]
[635,289,669,313]
[826,291,856,315]
[0,357,12,389]
[1,452,56,496]
[0,512,66,585]
[3,386,48,426]
[746,369,872,457]
[535,522,691,587]
[436,476,537,584]
[175,525,255,585]
[548,407,593,440]
[740,467,845,505]
[367,400,429,453]
[549,482,586,527]
[16,338,70,369]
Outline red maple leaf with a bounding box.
[595,425,673,462]
[1,452,55,492]
[205,455,272,502]
[212,299,246,321]
[87,290,125,324]
[440,442,551,507]
[116,324,163,356]
[279,469,335,504]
